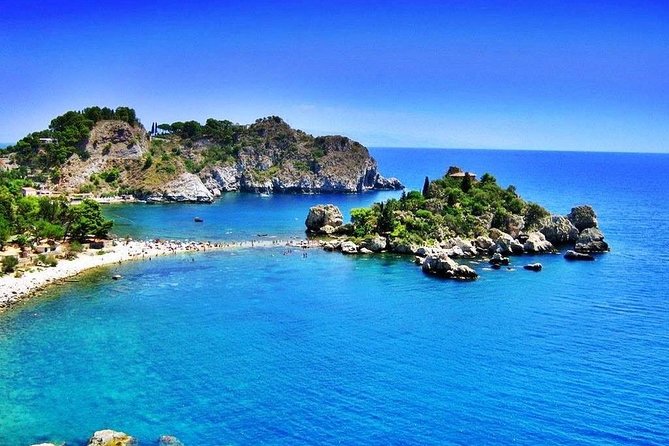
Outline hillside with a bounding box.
[5,109,403,202]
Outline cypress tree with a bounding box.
[422,176,431,198]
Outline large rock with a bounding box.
[362,234,387,252]
[473,236,494,251]
[443,237,477,257]
[148,173,214,203]
[492,232,524,255]
[421,254,478,280]
[305,204,344,233]
[540,215,579,245]
[575,227,609,253]
[564,250,595,261]
[340,240,358,254]
[88,429,136,446]
[505,214,525,238]
[523,232,554,253]
[567,205,598,231]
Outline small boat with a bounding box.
[257,233,269,237]
[259,193,271,198]
[112,275,122,280]
[194,217,204,223]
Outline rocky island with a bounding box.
[3,107,402,202]
[305,167,609,280]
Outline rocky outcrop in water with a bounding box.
[88,429,136,446]
[567,205,598,232]
[540,215,579,245]
[574,227,609,253]
[421,253,478,280]
[305,204,344,233]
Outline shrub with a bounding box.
[2,255,19,274]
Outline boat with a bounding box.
[194,217,204,223]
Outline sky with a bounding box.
[0,0,667,152]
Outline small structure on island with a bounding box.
[446,166,477,180]
[21,186,38,197]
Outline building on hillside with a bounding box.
[21,187,38,197]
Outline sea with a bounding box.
[0,148,668,445]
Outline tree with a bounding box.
[0,217,10,249]
[64,199,113,241]
[422,176,431,198]
[461,173,472,193]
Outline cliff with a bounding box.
[6,110,402,202]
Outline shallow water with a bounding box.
[1,148,668,445]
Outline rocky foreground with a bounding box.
[306,203,609,280]
[33,429,182,446]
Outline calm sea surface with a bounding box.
[1,148,668,445]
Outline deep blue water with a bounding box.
[1,148,668,445]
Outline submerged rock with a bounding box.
[159,435,185,446]
[523,263,543,271]
[87,430,136,446]
[421,254,478,280]
[564,250,595,261]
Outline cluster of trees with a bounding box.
[350,171,549,246]
[0,170,113,249]
[6,106,138,169]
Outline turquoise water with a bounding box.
[1,148,669,445]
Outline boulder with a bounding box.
[305,204,344,233]
[389,239,419,254]
[340,241,358,254]
[575,227,609,253]
[473,236,494,251]
[149,173,214,203]
[564,250,595,261]
[319,225,336,235]
[444,237,477,257]
[540,215,579,245]
[492,233,524,255]
[159,435,185,446]
[523,232,554,253]
[421,254,478,280]
[523,263,543,271]
[567,205,598,231]
[505,214,525,238]
[359,247,373,254]
[415,246,445,257]
[489,252,510,266]
[322,243,336,252]
[88,430,136,446]
[362,234,387,252]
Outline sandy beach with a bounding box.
[0,237,320,313]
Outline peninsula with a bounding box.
[2,106,403,202]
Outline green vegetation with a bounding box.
[0,170,113,250]
[349,170,549,247]
[6,106,138,170]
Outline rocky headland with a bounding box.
[5,108,403,202]
[305,170,609,280]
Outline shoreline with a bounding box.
[0,237,319,314]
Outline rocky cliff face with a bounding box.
[198,119,403,194]
[52,116,402,201]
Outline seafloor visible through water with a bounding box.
[1,148,668,445]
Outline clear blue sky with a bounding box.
[1,0,667,152]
